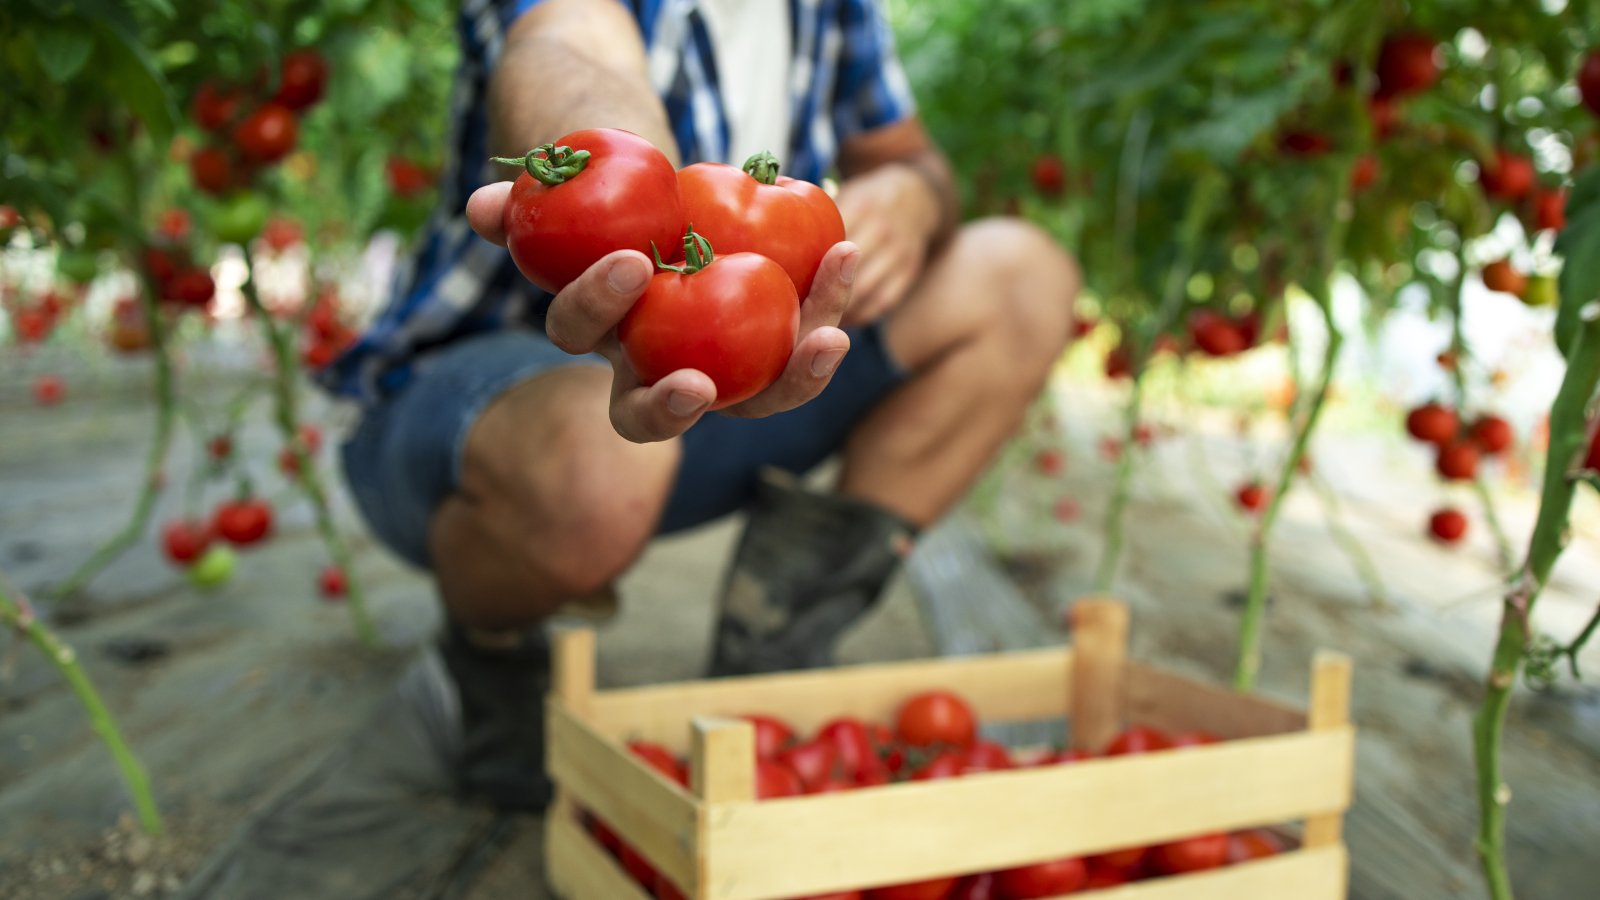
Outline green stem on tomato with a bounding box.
[1,575,163,835]
[742,151,781,185]
[238,245,378,648]
[1472,310,1600,900]
[491,144,590,185]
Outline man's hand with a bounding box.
[466,181,857,443]
[833,162,941,328]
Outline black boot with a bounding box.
[438,619,553,811]
[708,468,918,677]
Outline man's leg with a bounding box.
[709,217,1080,675]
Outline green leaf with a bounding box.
[88,17,176,144]
[34,22,94,82]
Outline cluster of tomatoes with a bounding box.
[297,287,358,369]
[1404,401,1516,544]
[498,129,843,407]
[589,691,1285,900]
[187,50,328,200]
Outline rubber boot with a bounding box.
[708,468,917,677]
[439,619,553,811]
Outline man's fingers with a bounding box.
[545,250,654,354]
[466,182,514,246]
[608,366,718,443]
[798,242,860,334]
[722,326,851,419]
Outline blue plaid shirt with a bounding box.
[322,0,915,403]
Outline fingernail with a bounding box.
[608,257,649,293]
[839,252,860,285]
[812,349,845,378]
[668,391,709,417]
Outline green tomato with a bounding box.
[212,192,271,246]
[57,248,100,284]
[1521,274,1559,308]
[188,546,237,589]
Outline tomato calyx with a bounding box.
[742,150,782,185]
[493,143,593,186]
[652,228,715,275]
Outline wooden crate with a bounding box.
[545,597,1355,900]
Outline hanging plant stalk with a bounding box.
[1,576,162,834]
[238,245,377,647]
[1447,248,1516,572]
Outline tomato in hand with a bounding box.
[993,858,1087,899]
[676,151,845,298]
[162,520,212,566]
[896,690,977,748]
[1103,725,1172,756]
[213,498,274,546]
[497,128,682,294]
[233,103,299,164]
[1150,833,1228,875]
[273,49,329,111]
[618,231,799,409]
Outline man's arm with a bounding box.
[832,117,959,327]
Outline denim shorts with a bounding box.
[341,324,907,569]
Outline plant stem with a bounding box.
[1448,246,1516,571]
[0,576,163,834]
[237,245,377,647]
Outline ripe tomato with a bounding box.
[1235,482,1268,514]
[792,892,863,900]
[1479,150,1535,202]
[1150,833,1228,875]
[144,247,181,287]
[274,49,329,110]
[498,128,682,294]
[317,565,347,599]
[1277,130,1332,157]
[816,717,875,779]
[961,740,1013,774]
[993,857,1087,899]
[1189,310,1246,357]
[619,843,657,888]
[192,82,241,132]
[161,520,212,566]
[1088,846,1147,877]
[741,714,796,759]
[1435,441,1480,482]
[755,759,804,799]
[1531,187,1566,232]
[191,146,236,196]
[676,152,845,299]
[207,435,233,461]
[652,872,687,900]
[1034,448,1064,476]
[1375,32,1438,98]
[629,741,688,785]
[911,750,966,781]
[1030,154,1066,197]
[1579,50,1600,118]
[896,690,977,748]
[1588,428,1600,472]
[157,208,191,241]
[213,498,274,546]
[1468,415,1514,455]
[233,103,299,164]
[386,156,434,198]
[1405,402,1458,447]
[778,738,839,791]
[1103,343,1134,380]
[32,375,65,406]
[1367,95,1398,140]
[1350,154,1379,192]
[1226,828,1283,864]
[167,268,216,308]
[619,235,798,409]
[865,877,959,900]
[13,307,53,343]
[948,873,997,900]
[1169,730,1220,748]
[1104,725,1172,756]
[1083,860,1132,889]
[303,340,339,368]
[1429,508,1468,544]
[1481,259,1526,296]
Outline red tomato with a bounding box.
[1581,50,1600,118]
[161,520,212,566]
[1405,402,1458,447]
[1479,150,1535,202]
[1428,508,1468,544]
[896,690,978,748]
[911,750,966,781]
[302,340,339,369]
[499,128,683,294]
[652,872,687,900]
[192,82,241,132]
[1083,861,1132,889]
[1088,846,1147,877]
[1030,155,1066,197]
[13,308,53,343]
[1189,310,1246,357]
[1277,130,1332,157]
[811,776,857,794]
[742,714,796,760]
[1435,441,1480,482]
[866,877,959,900]
[1034,448,1064,476]
[993,857,1087,899]
[191,146,236,196]
[949,873,997,900]
[1235,482,1268,514]
[1228,829,1284,865]
[144,247,181,287]
[386,157,434,198]
[1531,187,1566,232]
[1150,833,1228,875]
[274,49,329,110]
[32,375,65,406]
[793,893,863,900]
[1169,730,1220,748]
[1375,32,1438,98]
[585,811,622,855]
[756,759,804,799]
[317,565,347,599]
[1104,343,1133,380]
[1350,154,1379,192]
[855,754,893,787]
[167,268,215,308]
[157,208,192,241]
[816,717,876,779]
[619,844,657,888]
[618,237,799,409]
[1468,415,1514,455]
[1481,259,1526,296]
[1104,725,1172,756]
[779,738,839,792]
[233,103,299,164]
[629,741,689,785]
[1587,428,1600,471]
[1367,95,1398,140]
[213,498,274,546]
[961,740,1013,774]
[676,152,844,299]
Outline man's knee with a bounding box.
[953,217,1081,359]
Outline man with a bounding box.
[324,0,1079,810]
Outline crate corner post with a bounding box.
[691,716,757,900]
[1069,596,1130,752]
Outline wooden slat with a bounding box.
[588,649,1071,752]
[693,718,756,804]
[552,628,596,714]
[1125,663,1306,740]
[546,700,699,890]
[699,729,1354,900]
[1071,845,1347,900]
[1304,652,1353,849]
[545,806,655,900]
[1069,597,1129,752]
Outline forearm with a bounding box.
[892,148,958,250]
